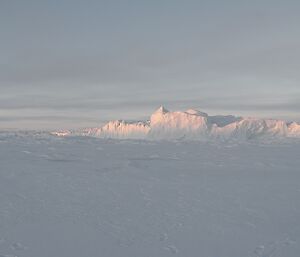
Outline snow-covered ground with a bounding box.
[1,132,300,257]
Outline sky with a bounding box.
[1,0,300,130]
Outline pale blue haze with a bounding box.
[1,0,300,129]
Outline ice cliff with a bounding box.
[53,106,300,140]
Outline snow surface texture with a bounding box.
[0,132,300,257]
[53,106,300,140]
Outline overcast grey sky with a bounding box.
[1,0,300,129]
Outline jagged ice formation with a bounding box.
[52,106,300,140]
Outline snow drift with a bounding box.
[53,106,300,140]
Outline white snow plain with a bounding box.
[0,131,300,257]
